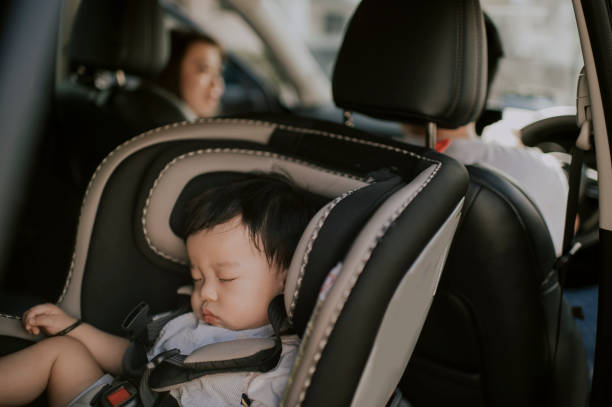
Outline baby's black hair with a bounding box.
[184,172,320,270]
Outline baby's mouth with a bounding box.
[201,308,219,325]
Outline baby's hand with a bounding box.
[22,303,78,336]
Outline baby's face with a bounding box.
[186,217,286,330]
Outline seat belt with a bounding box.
[545,67,594,405]
[555,67,593,283]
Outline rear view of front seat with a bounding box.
[56,0,192,190]
[331,0,589,406]
[2,0,192,309]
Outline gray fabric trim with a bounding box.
[66,374,114,407]
[349,201,463,406]
[282,165,442,407]
[142,149,366,265]
[56,119,275,318]
[185,338,277,363]
[0,317,42,341]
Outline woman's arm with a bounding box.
[23,303,130,375]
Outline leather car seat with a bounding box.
[331,0,589,406]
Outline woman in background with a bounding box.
[156,30,225,118]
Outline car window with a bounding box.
[482,0,583,111]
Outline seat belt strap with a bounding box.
[555,67,592,282]
[562,143,585,253]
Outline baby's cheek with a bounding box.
[190,294,200,314]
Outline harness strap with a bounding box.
[122,296,191,347]
[139,295,289,404]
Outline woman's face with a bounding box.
[179,41,224,118]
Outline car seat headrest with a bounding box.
[69,0,169,77]
[142,150,366,267]
[332,0,487,128]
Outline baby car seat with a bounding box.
[0,113,468,406]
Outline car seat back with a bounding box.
[56,0,191,189]
[5,0,194,305]
[331,0,589,405]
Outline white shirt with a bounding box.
[148,312,299,407]
[444,138,568,256]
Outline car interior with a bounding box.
[0,0,611,406]
[331,1,589,405]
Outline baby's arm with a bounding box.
[23,303,129,375]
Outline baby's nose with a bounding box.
[201,282,217,301]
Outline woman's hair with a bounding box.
[184,173,322,270]
[155,29,224,98]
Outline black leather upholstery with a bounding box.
[69,0,169,78]
[400,166,589,406]
[331,0,589,405]
[332,0,487,128]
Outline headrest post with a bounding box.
[343,110,355,127]
[426,122,437,149]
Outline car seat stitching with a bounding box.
[49,118,440,317]
[142,148,364,265]
[53,120,274,307]
[275,123,440,165]
[291,165,439,406]
[287,188,360,321]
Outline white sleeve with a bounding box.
[446,139,568,256]
[247,335,300,406]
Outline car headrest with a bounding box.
[68,0,169,78]
[332,0,487,128]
